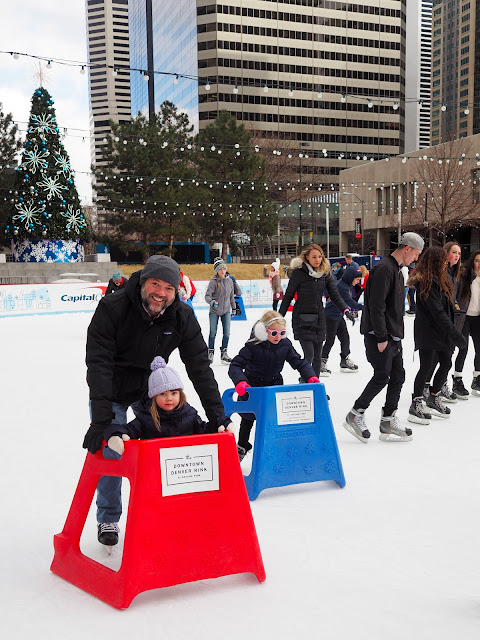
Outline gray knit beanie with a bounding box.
[214,260,227,274]
[148,356,184,398]
[140,255,181,290]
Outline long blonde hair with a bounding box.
[150,390,187,432]
[300,243,330,275]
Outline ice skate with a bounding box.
[425,393,451,418]
[408,397,431,425]
[320,358,331,377]
[422,385,430,401]
[97,522,119,548]
[220,348,232,364]
[379,410,413,442]
[340,356,358,373]
[438,382,457,403]
[343,408,370,443]
[471,375,480,396]
[452,375,469,399]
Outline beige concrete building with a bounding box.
[430,0,480,146]
[128,0,407,187]
[339,133,480,255]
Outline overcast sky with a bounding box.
[0,0,93,204]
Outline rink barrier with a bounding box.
[222,384,346,500]
[50,433,266,609]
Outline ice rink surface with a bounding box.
[1,307,479,639]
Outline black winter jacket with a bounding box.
[103,394,214,441]
[228,337,316,387]
[86,270,224,426]
[278,261,348,342]
[105,276,128,295]
[325,266,363,320]
[360,255,404,342]
[413,278,465,351]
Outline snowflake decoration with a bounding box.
[12,201,45,230]
[23,144,49,174]
[304,465,314,475]
[30,242,49,262]
[287,447,297,458]
[324,462,337,474]
[55,154,73,176]
[37,175,67,200]
[30,113,57,137]
[61,205,84,234]
[305,443,315,454]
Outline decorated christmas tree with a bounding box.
[6,87,89,262]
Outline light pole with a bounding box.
[344,192,365,254]
[298,142,310,250]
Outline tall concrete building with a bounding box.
[405,0,432,152]
[85,0,132,167]
[127,0,407,186]
[431,0,480,145]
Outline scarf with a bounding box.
[305,262,323,279]
[269,269,279,283]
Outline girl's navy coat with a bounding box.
[278,260,347,342]
[325,266,364,320]
[103,393,214,441]
[228,336,316,420]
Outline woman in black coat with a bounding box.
[407,247,467,424]
[278,243,353,377]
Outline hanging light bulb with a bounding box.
[144,72,149,81]
[464,106,470,115]
[112,67,118,76]
[173,74,179,84]
[289,87,294,97]
[317,89,323,99]
[368,99,373,109]
[205,81,211,90]
[233,85,238,94]
[46,60,52,69]
[393,101,399,111]
[80,66,85,75]
[12,52,19,60]
[263,84,269,93]
[341,94,346,103]
[441,103,447,111]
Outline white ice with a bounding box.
[1,307,479,639]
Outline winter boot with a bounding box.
[379,410,413,442]
[471,374,480,396]
[340,356,358,373]
[438,382,457,403]
[320,358,331,377]
[97,522,119,546]
[425,393,451,418]
[343,408,370,443]
[208,349,214,363]
[220,348,232,364]
[452,375,469,399]
[408,396,432,425]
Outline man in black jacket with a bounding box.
[343,232,424,443]
[83,255,230,546]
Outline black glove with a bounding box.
[82,423,107,454]
[453,331,467,350]
[344,310,355,325]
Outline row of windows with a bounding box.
[215,39,401,67]
[199,74,401,98]
[214,3,403,21]
[199,20,404,37]
[200,91,403,114]
[210,22,402,50]
[199,2,403,17]
[207,58,402,84]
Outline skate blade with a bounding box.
[407,414,431,425]
[340,369,358,373]
[428,409,451,419]
[343,420,369,443]
[471,389,480,396]
[439,397,458,404]
[456,394,469,400]
[379,432,413,442]
[319,372,331,378]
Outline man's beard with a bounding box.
[141,286,174,315]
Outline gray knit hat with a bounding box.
[214,260,227,274]
[148,356,184,398]
[140,255,181,290]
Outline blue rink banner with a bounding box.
[0,279,288,317]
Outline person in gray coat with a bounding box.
[205,260,238,364]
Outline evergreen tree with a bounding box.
[5,87,88,242]
[93,102,197,261]
[195,111,276,259]
[0,104,22,239]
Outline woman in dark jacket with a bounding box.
[407,247,467,424]
[278,243,353,377]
